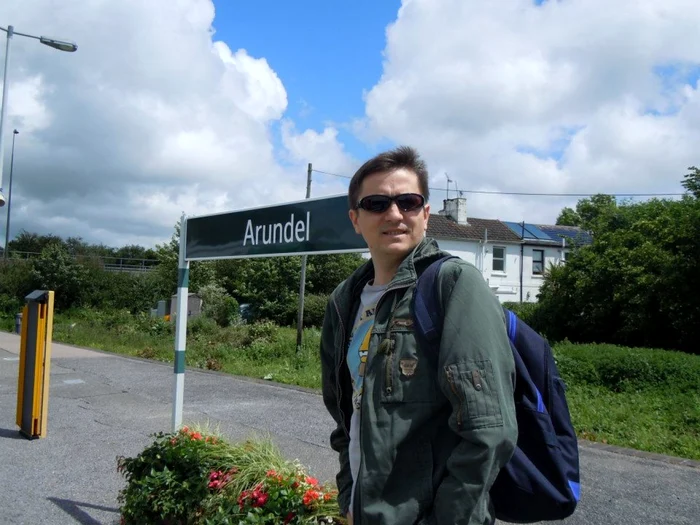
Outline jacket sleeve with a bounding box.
[320,295,353,516]
[429,261,518,524]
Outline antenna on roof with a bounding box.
[445,173,452,200]
[453,180,464,197]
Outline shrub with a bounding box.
[117,427,343,524]
[502,301,542,330]
[199,283,240,327]
[0,259,37,312]
[247,320,278,344]
[302,294,329,327]
[554,342,700,394]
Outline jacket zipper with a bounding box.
[384,338,395,396]
[354,282,410,523]
[445,366,464,431]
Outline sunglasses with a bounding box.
[355,193,426,213]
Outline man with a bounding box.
[320,146,518,524]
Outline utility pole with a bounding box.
[3,129,18,258]
[296,163,312,351]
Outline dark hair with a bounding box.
[348,146,430,209]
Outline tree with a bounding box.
[575,194,618,232]
[555,207,581,227]
[682,166,700,198]
[152,223,215,299]
[536,194,700,353]
[31,244,88,310]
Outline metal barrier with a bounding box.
[16,290,55,440]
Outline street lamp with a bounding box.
[0,25,77,207]
[3,128,18,258]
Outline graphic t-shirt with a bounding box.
[347,281,387,513]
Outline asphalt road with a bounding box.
[0,331,698,524]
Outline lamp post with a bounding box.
[3,129,18,258]
[0,25,77,207]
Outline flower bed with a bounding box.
[117,426,345,524]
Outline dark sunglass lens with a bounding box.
[363,195,391,212]
[396,194,424,211]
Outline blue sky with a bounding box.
[212,0,401,165]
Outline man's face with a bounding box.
[349,168,430,267]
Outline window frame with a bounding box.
[532,249,545,276]
[492,246,506,273]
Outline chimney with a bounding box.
[439,197,468,225]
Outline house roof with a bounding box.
[428,214,593,247]
[428,214,522,243]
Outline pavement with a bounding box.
[0,330,699,525]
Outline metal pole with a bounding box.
[172,214,189,432]
[0,26,14,196]
[519,221,525,303]
[296,163,312,351]
[4,129,17,258]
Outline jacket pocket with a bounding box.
[380,329,440,405]
[442,359,503,431]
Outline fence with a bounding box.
[2,250,159,273]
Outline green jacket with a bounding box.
[320,237,518,525]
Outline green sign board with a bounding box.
[185,195,368,260]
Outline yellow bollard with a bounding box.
[16,290,55,439]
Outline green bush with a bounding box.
[0,259,37,312]
[188,315,220,336]
[246,320,278,344]
[502,301,541,328]
[554,342,700,393]
[302,294,329,327]
[199,283,240,327]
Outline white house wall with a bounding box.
[435,239,567,304]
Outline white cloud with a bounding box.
[0,0,305,247]
[362,0,700,222]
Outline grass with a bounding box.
[3,308,699,461]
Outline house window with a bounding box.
[533,249,544,275]
[492,246,505,272]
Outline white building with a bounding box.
[427,198,591,304]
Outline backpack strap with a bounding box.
[413,255,459,351]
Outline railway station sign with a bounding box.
[185,194,368,260]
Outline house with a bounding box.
[427,197,592,303]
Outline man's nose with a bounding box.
[384,201,403,219]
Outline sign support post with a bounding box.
[171,213,189,432]
[296,163,312,351]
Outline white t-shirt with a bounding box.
[347,281,387,513]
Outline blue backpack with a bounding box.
[413,256,581,523]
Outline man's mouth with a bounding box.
[383,229,406,236]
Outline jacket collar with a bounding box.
[335,236,447,315]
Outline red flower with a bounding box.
[191,432,202,440]
[305,476,319,487]
[303,489,320,506]
[238,490,249,510]
[284,511,296,524]
[266,469,277,477]
[251,490,268,507]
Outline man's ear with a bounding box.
[349,209,361,234]
[423,203,430,232]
